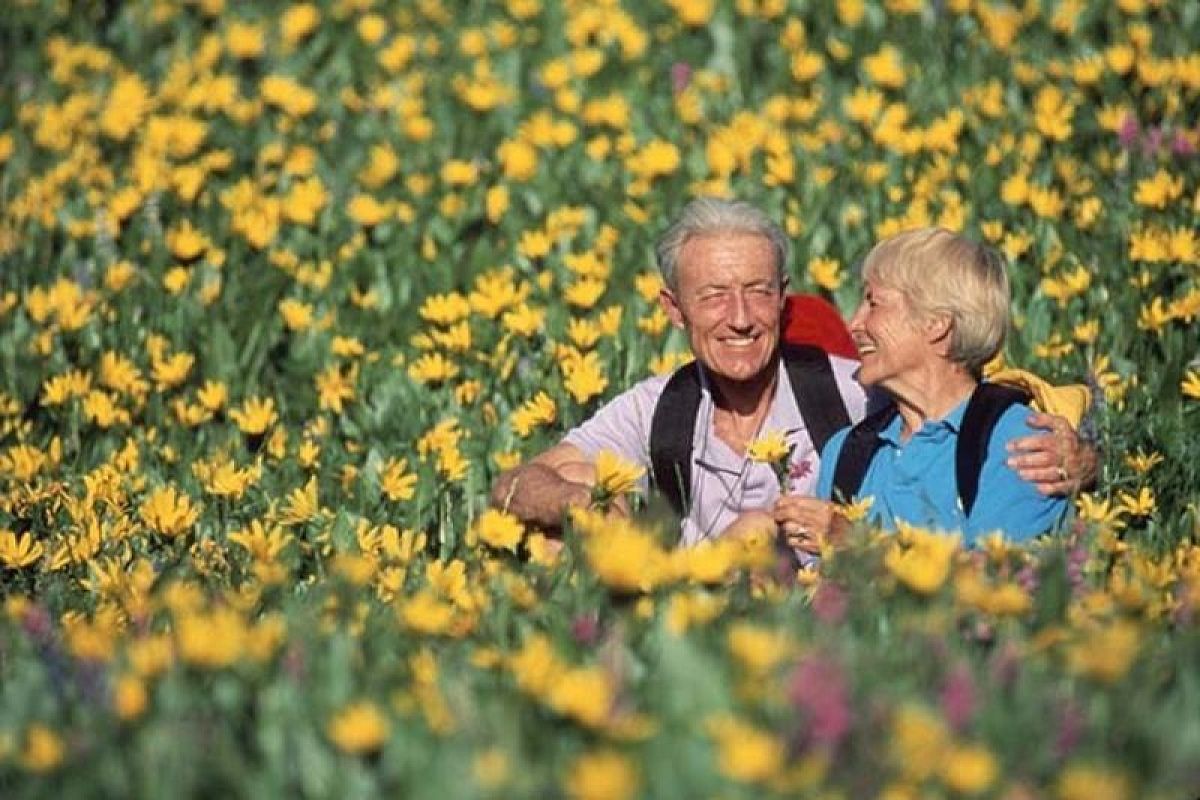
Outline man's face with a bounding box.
[660,232,786,386]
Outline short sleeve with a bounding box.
[967,405,1069,542]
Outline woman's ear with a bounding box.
[925,312,954,347]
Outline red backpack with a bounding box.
[781,293,858,360]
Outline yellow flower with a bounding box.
[511,391,556,437]
[939,742,998,794]
[1134,168,1184,209]
[113,674,148,721]
[564,749,639,800]
[379,458,418,502]
[166,221,208,261]
[580,516,670,593]
[593,450,644,497]
[280,3,320,46]
[884,525,959,595]
[746,429,791,464]
[560,350,608,404]
[315,364,355,413]
[225,20,265,59]
[346,194,391,227]
[890,703,947,781]
[230,396,278,435]
[836,495,874,522]
[139,485,201,538]
[1065,619,1141,683]
[440,159,478,186]
[726,623,789,674]
[1183,369,1200,400]
[1057,763,1130,800]
[807,257,843,291]
[549,666,613,727]
[279,477,321,525]
[328,701,390,755]
[0,529,44,569]
[1117,487,1156,518]
[20,724,63,773]
[863,44,906,89]
[176,606,246,668]
[706,715,784,784]
[473,509,525,552]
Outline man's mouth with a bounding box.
[720,335,759,348]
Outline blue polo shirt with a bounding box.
[815,399,1067,545]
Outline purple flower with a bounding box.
[939,665,976,732]
[789,653,853,750]
[811,582,847,626]
[1054,700,1085,759]
[1118,114,1140,149]
[789,457,813,482]
[571,612,600,646]
[1172,129,1196,156]
[1143,125,1164,156]
[670,62,692,94]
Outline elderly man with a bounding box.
[490,198,1090,545]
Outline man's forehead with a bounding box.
[677,232,778,273]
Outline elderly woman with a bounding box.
[776,228,1068,551]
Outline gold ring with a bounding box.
[1056,466,1068,482]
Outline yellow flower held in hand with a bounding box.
[746,430,791,464]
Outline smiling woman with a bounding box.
[800,229,1069,545]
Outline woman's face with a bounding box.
[847,275,932,389]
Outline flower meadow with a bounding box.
[1,0,1199,796]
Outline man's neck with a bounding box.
[707,361,779,416]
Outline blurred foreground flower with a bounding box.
[564,749,639,800]
[328,701,390,755]
[474,509,525,552]
[884,525,959,595]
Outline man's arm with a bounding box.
[489,442,597,531]
[1006,412,1098,496]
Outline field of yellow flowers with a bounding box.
[1,0,1199,796]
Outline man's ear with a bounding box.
[660,288,686,329]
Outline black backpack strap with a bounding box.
[956,383,1031,517]
[649,362,703,516]
[831,404,898,503]
[780,344,852,455]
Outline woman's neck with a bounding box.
[887,365,978,441]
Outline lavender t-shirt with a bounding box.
[563,356,867,546]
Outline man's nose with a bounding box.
[727,291,751,327]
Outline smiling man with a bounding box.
[490,198,1089,545]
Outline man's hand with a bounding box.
[490,443,596,530]
[1006,412,1098,496]
[773,495,842,555]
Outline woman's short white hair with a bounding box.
[862,228,1010,375]
[655,197,789,292]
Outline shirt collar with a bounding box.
[878,396,971,446]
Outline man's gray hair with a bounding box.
[655,197,790,292]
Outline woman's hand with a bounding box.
[773,495,840,554]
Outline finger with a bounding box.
[1006,431,1056,455]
